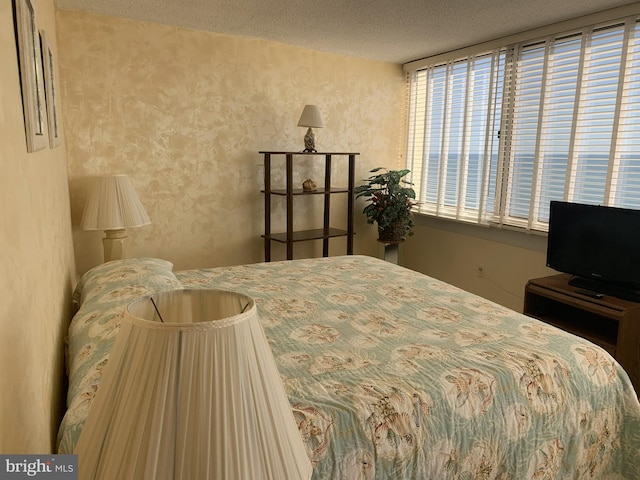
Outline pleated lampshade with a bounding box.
[81,174,151,231]
[75,289,312,480]
[80,174,151,262]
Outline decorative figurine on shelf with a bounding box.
[302,179,318,192]
[297,105,324,153]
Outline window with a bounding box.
[405,16,640,232]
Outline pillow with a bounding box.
[72,258,181,309]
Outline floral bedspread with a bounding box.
[57,256,640,479]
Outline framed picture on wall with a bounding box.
[40,30,60,148]
[14,0,48,152]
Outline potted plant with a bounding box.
[354,167,417,242]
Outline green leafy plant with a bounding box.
[354,167,417,239]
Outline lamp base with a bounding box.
[103,229,128,263]
[303,127,316,153]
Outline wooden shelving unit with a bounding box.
[260,151,358,261]
[524,274,640,392]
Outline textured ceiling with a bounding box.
[54,0,639,63]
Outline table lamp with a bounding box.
[297,105,324,153]
[75,289,312,480]
[81,174,151,262]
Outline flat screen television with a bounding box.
[546,201,640,302]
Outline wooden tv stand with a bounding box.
[524,274,640,392]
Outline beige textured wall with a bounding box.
[56,10,405,275]
[0,0,76,453]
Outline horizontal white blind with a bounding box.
[502,40,549,229]
[405,16,640,232]
[406,52,504,223]
[570,24,625,207]
[536,33,582,225]
[613,21,640,208]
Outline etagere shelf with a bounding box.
[260,151,358,261]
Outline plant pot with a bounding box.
[378,219,406,242]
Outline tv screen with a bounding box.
[546,201,640,297]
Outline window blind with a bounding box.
[406,16,640,232]
[406,51,504,224]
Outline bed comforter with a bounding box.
[57,255,640,479]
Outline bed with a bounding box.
[57,255,640,479]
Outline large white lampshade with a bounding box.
[81,174,151,263]
[297,105,324,153]
[75,289,312,480]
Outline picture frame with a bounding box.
[14,0,48,152]
[40,29,60,148]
